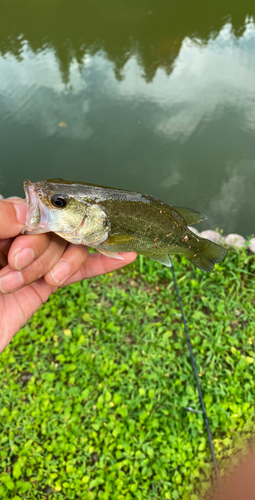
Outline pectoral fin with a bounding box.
[104,233,137,245]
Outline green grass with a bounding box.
[0,247,255,500]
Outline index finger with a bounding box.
[0,200,27,239]
[60,251,137,286]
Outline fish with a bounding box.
[21,178,227,272]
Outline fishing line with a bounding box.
[145,156,220,488]
[168,254,221,489]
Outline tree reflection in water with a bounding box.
[0,0,254,83]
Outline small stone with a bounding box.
[58,121,67,127]
[248,237,255,253]
[224,233,246,248]
[200,230,225,244]
[0,194,3,200]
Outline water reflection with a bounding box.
[0,1,255,236]
[1,1,254,83]
[209,160,255,233]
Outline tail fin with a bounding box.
[187,238,227,272]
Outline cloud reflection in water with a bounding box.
[0,19,255,235]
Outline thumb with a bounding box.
[0,200,27,239]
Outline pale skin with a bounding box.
[0,199,137,353]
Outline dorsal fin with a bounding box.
[171,206,207,225]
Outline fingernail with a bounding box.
[15,248,35,270]
[6,196,23,200]
[0,271,24,293]
[13,202,27,224]
[50,261,70,284]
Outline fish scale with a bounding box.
[22,178,227,272]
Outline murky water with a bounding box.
[1,1,255,236]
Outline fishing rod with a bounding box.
[168,254,221,489]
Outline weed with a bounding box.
[0,248,255,499]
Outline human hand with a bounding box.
[0,199,137,353]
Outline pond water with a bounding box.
[1,0,255,236]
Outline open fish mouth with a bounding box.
[21,179,50,234]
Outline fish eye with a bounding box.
[51,194,68,208]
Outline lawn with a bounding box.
[0,247,255,500]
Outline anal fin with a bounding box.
[140,251,172,267]
[151,254,172,267]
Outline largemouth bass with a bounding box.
[22,178,226,272]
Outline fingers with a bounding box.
[44,244,89,286]
[0,234,67,293]
[0,251,8,268]
[8,234,51,271]
[61,251,137,286]
[0,278,58,354]
[0,199,27,270]
[0,236,136,294]
[0,200,27,238]
[0,238,13,269]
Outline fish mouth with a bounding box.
[21,179,50,234]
